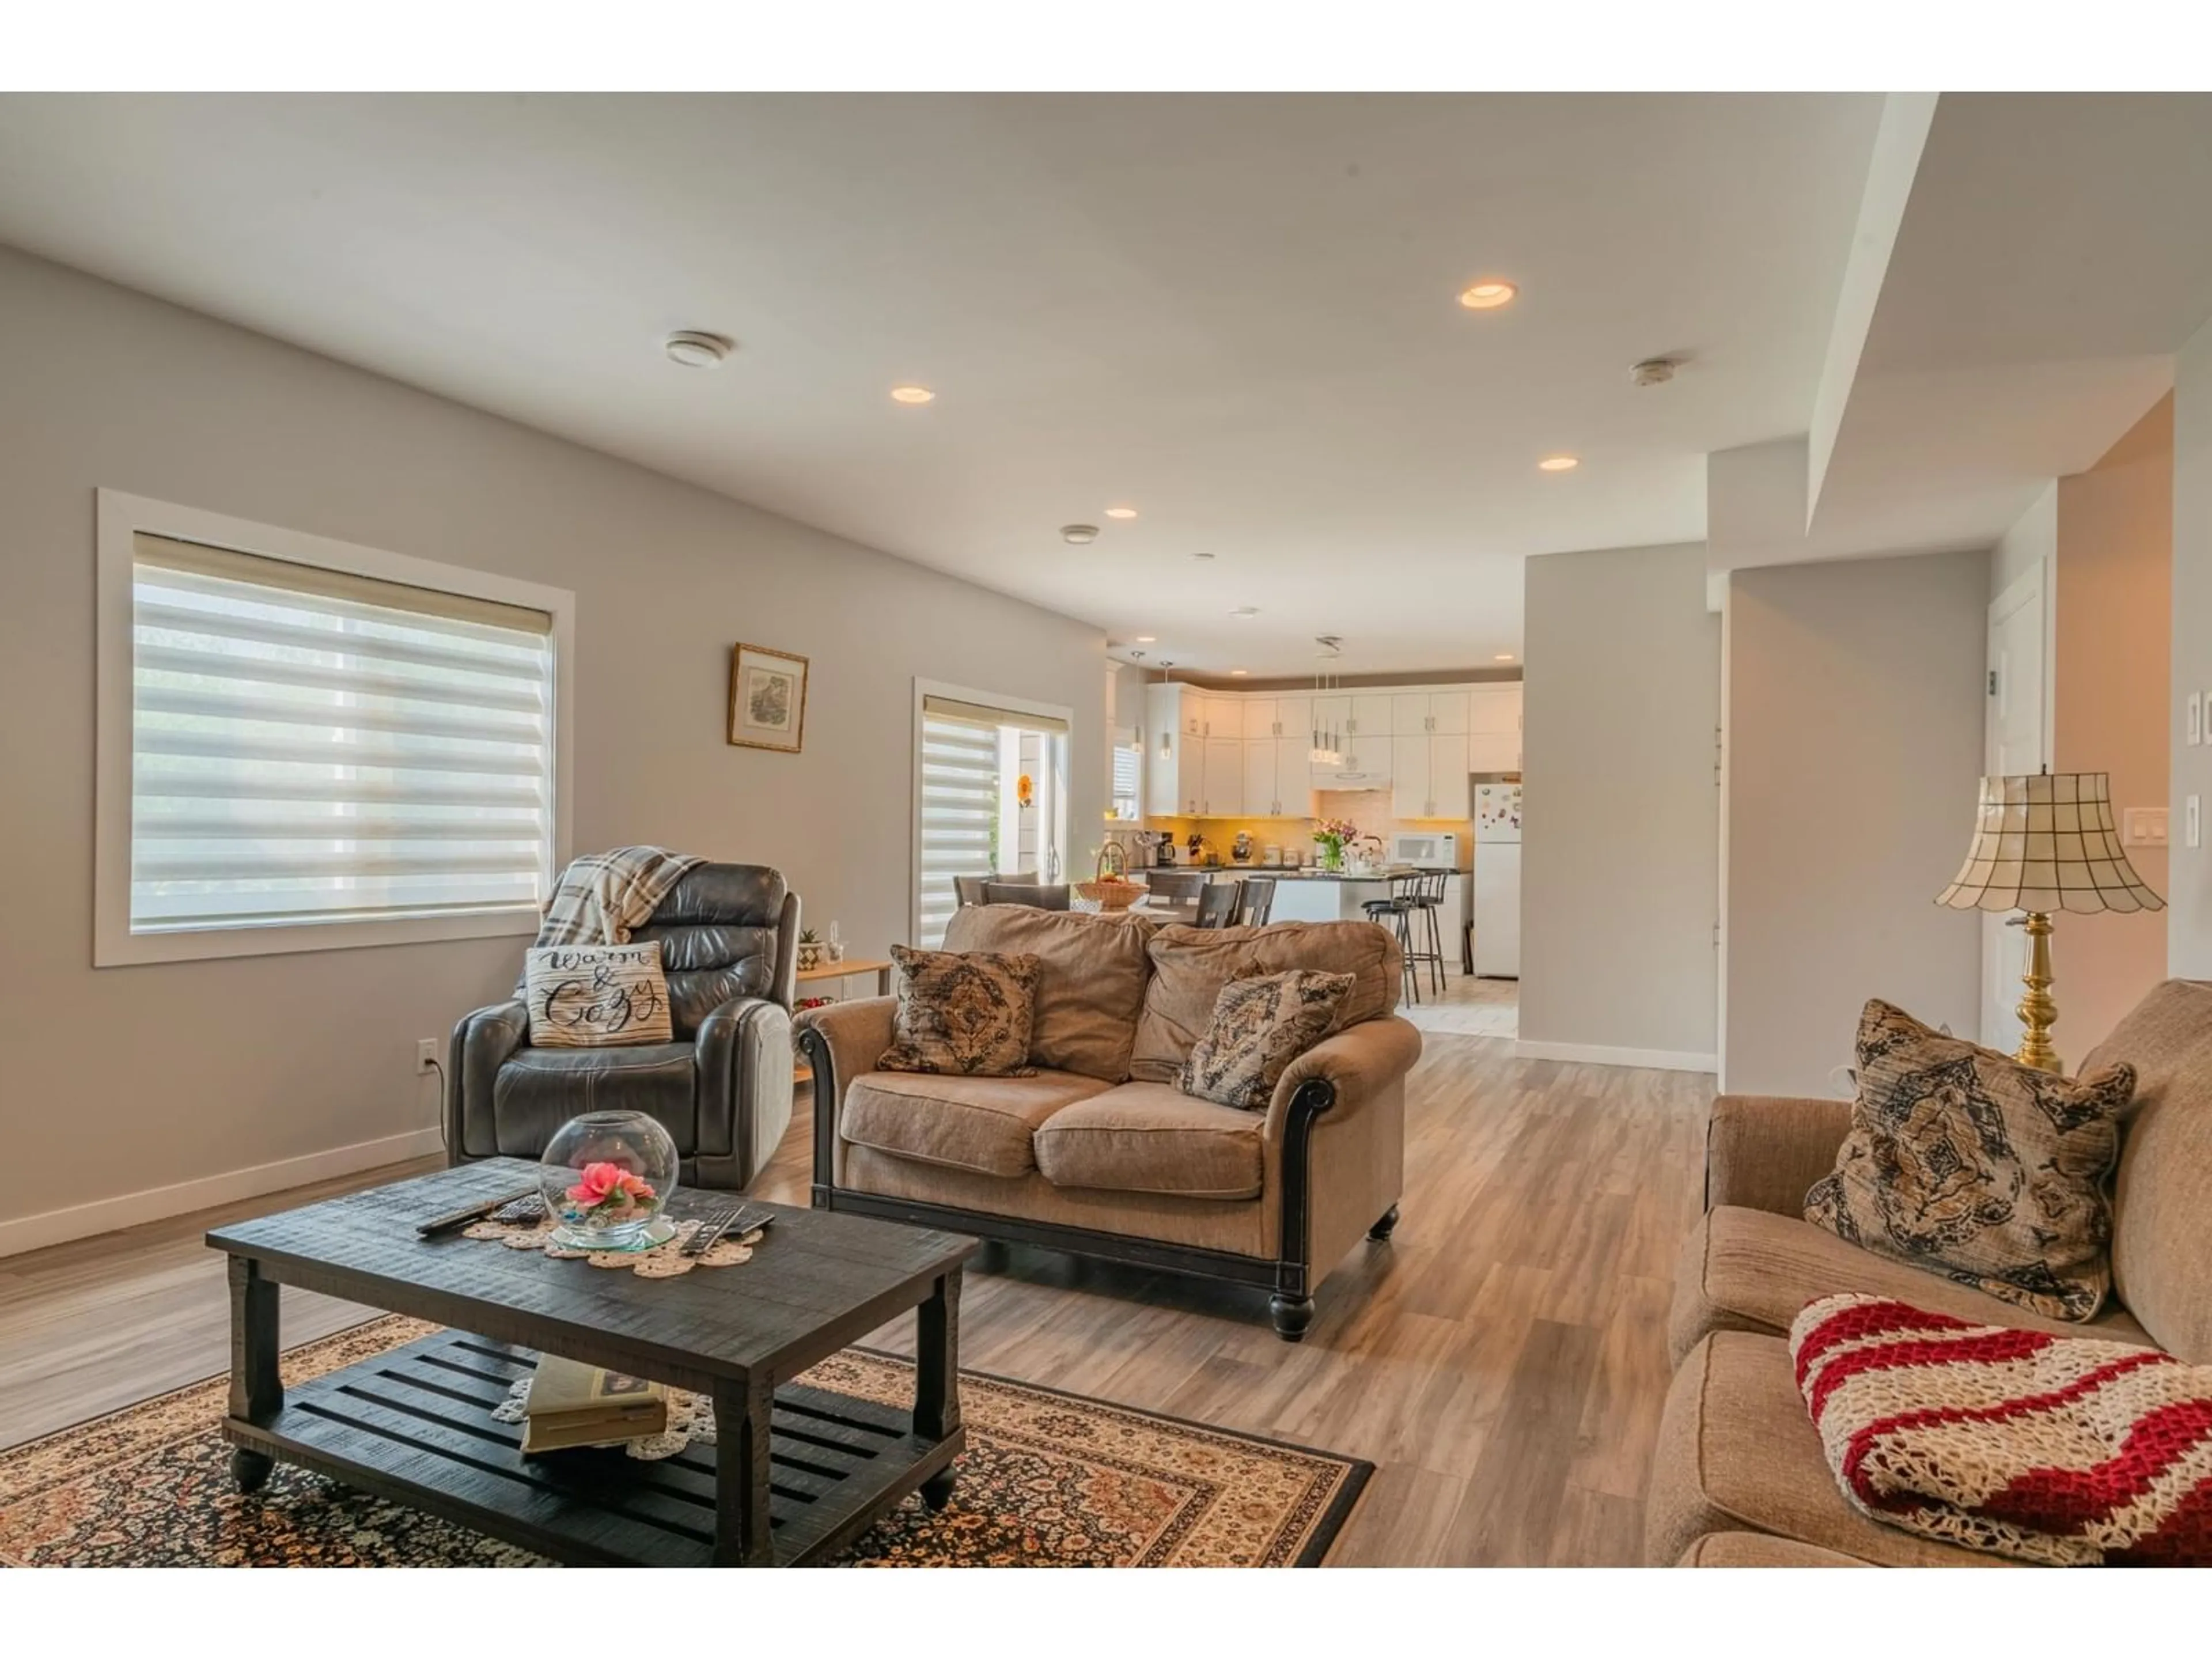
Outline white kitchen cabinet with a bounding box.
[1391,690,1472,736]
[1274,737,1315,816]
[1236,698,1274,741]
[1144,702,1207,816]
[1389,732,1471,817]
[1274,695,1311,743]
[1428,691,1471,734]
[1200,737,1243,816]
[1467,731,1520,773]
[1243,740,1277,817]
[1390,734,1430,818]
[1468,684,1520,734]
[1346,694,1393,739]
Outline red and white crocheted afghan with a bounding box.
[1790,1293,2212,1565]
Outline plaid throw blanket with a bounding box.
[516,847,703,992]
[1791,1293,2212,1565]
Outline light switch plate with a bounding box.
[2190,796,2202,851]
[2191,693,2204,747]
[2124,807,2169,847]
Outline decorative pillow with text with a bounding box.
[525,942,675,1048]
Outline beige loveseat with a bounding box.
[796,907,1422,1340]
[1650,978,2212,1566]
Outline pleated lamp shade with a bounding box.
[1936,772,2165,915]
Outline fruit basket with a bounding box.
[1074,878,1146,911]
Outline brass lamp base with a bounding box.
[2012,910,2062,1075]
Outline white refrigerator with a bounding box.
[1472,782,1521,978]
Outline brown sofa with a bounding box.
[796,907,1422,1340]
[1653,978,2212,1567]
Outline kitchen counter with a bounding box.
[1146,865,1425,882]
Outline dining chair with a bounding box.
[1144,870,1206,923]
[1230,876,1277,927]
[982,881,1072,911]
[1195,884,1240,929]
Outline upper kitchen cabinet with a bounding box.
[1468,683,1521,734]
[1391,690,1472,734]
[1200,737,1244,816]
[1391,732,1472,818]
[1274,695,1311,743]
[1346,694,1393,740]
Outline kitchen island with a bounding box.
[1146,865,1424,925]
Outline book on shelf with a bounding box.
[520,1354,669,1455]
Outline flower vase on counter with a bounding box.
[1312,817,1357,873]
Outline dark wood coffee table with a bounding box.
[206,1158,977,1566]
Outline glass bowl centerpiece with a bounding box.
[539,1111,679,1251]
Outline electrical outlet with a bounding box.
[415,1039,439,1074]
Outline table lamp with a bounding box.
[1936,771,2164,1075]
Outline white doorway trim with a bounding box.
[1981,559,2055,1048]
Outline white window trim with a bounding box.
[94,489,576,967]
[910,677,1075,946]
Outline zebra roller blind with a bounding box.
[127,533,556,934]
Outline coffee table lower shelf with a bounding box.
[222,1329,959,1567]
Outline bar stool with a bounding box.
[1403,869,1449,995]
[1361,874,1422,1005]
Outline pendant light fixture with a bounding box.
[1157,662,1176,761]
[1309,637,1344,767]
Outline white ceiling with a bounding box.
[0,92,1887,675]
[3,93,2206,672]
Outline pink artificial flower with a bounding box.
[565,1161,653,1207]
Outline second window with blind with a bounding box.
[914,684,1072,948]
[94,492,575,965]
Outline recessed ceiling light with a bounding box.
[1104,506,1138,520]
[664,331,734,368]
[1495,653,1516,662]
[1538,455,1580,472]
[1134,635,1157,643]
[1458,281,1518,310]
[890,385,935,404]
[1229,607,1259,619]
[1230,669,1249,676]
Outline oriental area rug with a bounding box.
[0,1317,1368,1567]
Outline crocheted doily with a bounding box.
[461,1213,763,1278]
[491,1375,717,1461]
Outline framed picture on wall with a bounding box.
[728,642,809,753]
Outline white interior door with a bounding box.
[1982,560,2051,1050]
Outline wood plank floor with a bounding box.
[0,978,1711,1566]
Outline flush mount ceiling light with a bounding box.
[890,385,935,404]
[1229,606,1259,619]
[1230,668,1249,676]
[1134,634,1157,643]
[1495,653,1516,662]
[1104,506,1138,520]
[1538,455,1580,472]
[1062,524,1100,545]
[1458,280,1518,310]
[664,331,734,368]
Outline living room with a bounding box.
[5,12,2212,1638]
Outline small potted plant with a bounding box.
[797,926,824,972]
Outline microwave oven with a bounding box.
[1388,830,1459,867]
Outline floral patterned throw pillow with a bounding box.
[876,944,1043,1077]
[1178,970,1356,1111]
[1804,999,2135,1322]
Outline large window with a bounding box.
[913,684,1071,948]
[96,493,573,964]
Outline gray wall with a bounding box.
[2173,317,2212,976]
[1520,543,1720,1066]
[1722,550,1987,1096]
[0,246,1108,1236]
